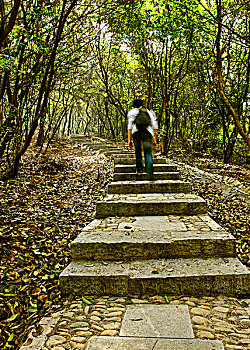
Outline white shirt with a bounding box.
[127,107,158,136]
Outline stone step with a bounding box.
[114,164,178,173]
[71,228,235,261]
[70,136,105,143]
[104,150,132,156]
[73,140,97,145]
[95,194,207,218]
[113,157,167,164]
[107,180,190,194]
[80,147,130,155]
[59,257,250,297]
[86,337,224,350]
[113,172,180,181]
[112,153,142,158]
[73,215,234,261]
[82,214,227,232]
[87,144,120,150]
[70,134,89,140]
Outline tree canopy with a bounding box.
[1,0,250,180]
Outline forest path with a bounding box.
[60,135,249,297]
[19,136,250,350]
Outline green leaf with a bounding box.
[10,324,21,330]
[242,301,249,308]
[7,333,14,342]
[164,295,170,304]
[28,307,37,313]
[7,314,19,322]
[82,296,92,305]
[20,285,28,291]
[108,297,118,301]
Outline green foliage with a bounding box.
[1,0,249,180]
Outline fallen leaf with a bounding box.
[82,296,92,305]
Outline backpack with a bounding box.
[134,107,151,130]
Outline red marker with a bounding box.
[163,101,168,109]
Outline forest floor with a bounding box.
[0,138,249,349]
[170,149,250,267]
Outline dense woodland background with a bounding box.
[0,0,250,181]
[0,1,250,348]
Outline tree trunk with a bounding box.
[104,100,115,140]
[36,120,45,147]
[216,0,250,148]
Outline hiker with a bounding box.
[128,99,158,179]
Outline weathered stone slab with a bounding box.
[86,337,224,350]
[89,145,122,152]
[70,134,91,140]
[71,221,235,260]
[111,153,140,159]
[72,141,98,145]
[108,180,190,194]
[88,145,120,150]
[104,150,132,156]
[113,172,180,181]
[113,157,167,165]
[70,136,109,146]
[118,215,187,231]
[114,164,178,173]
[154,339,224,349]
[82,215,225,233]
[95,194,207,218]
[59,258,250,296]
[72,215,235,260]
[199,215,223,230]
[86,336,156,350]
[129,259,250,296]
[60,262,128,295]
[120,305,194,338]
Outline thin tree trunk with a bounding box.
[1,0,77,180]
[216,0,250,148]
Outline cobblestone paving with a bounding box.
[20,295,250,350]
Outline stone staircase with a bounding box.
[60,141,250,298]
[69,135,131,155]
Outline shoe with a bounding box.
[146,171,154,180]
[136,171,144,175]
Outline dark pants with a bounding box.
[132,129,153,176]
